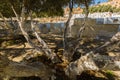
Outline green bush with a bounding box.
[87,4,120,13]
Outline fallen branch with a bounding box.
[95,32,120,53]
[0,55,55,80]
[65,51,120,80]
[65,32,120,79]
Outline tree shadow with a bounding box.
[77,70,116,80]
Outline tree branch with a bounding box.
[30,11,61,63]
[63,0,73,61]
[65,32,120,79]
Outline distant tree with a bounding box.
[108,0,112,1]
[97,1,101,4]
[0,0,69,17]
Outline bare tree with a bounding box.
[0,0,120,80]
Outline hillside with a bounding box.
[99,0,120,8]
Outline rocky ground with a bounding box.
[0,33,120,80]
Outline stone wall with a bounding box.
[0,18,119,38]
[72,18,119,38]
[38,18,119,38]
[38,23,65,35]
